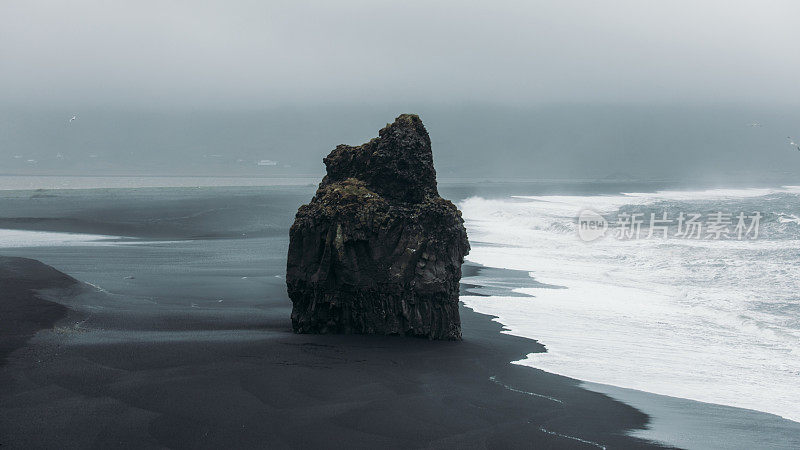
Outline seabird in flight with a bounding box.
[788,137,800,151]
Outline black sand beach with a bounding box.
[0,185,670,448]
[0,257,73,365]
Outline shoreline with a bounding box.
[459,264,800,449]
[2,184,798,448]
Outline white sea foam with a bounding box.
[0,229,130,248]
[460,187,800,422]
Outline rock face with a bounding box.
[286,114,470,340]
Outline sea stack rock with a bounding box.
[286,114,470,340]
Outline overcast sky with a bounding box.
[2,0,799,108]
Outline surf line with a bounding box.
[538,427,607,450]
[488,375,563,404]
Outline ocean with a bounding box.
[458,185,800,423]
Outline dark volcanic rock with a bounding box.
[286,114,470,340]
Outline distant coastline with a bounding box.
[0,175,320,190]
[1,173,794,193]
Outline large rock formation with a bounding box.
[286,114,469,340]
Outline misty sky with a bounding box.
[2,0,799,107]
[1,1,800,181]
